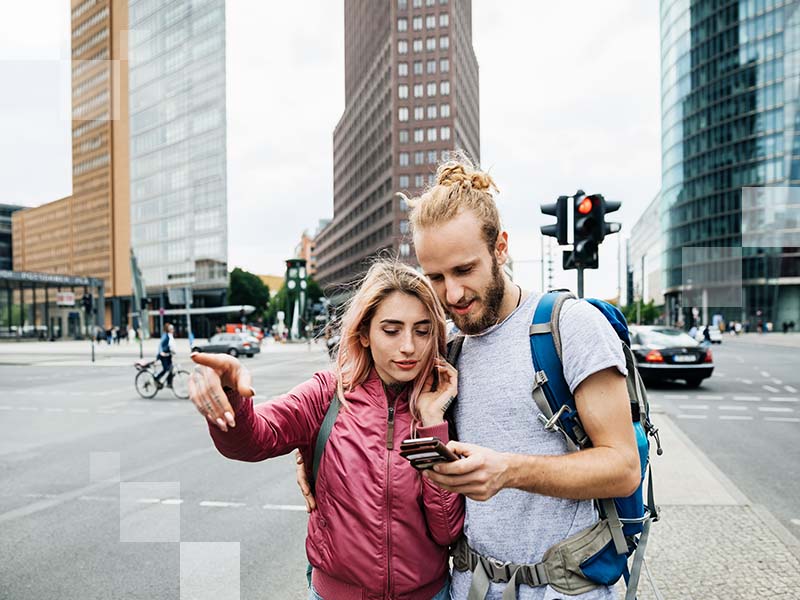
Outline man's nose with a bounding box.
[445,278,464,306]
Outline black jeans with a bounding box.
[155,355,173,384]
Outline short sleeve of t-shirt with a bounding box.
[558,298,627,394]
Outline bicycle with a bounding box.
[134,358,190,400]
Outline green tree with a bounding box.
[265,283,288,326]
[227,268,270,319]
[621,300,662,325]
[306,277,323,305]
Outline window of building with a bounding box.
[415,174,425,188]
[399,175,410,188]
[414,128,424,143]
[398,40,408,54]
[440,103,450,117]
[414,106,424,120]
[415,150,425,165]
[398,0,407,9]
[427,127,437,141]
[440,80,450,95]
[427,0,436,5]
[440,126,451,140]
[427,104,437,118]
[398,62,408,76]
[440,0,448,4]
[426,37,436,51]
[414,83,424,97]
[427,82,437,97]
[413,0,422,8]
[398,84,409,99]
[426,15,436,29]
[398,18,407,31]
[399,242,411,257]
[413,60,423,75]
[399,152,409,166]
[439,13,449,27]
[440,58,449,72]
[398,107,409,121]
[399,129,409,143]
[427,59,437,74]
[400,219,410,234]
[428,173,436,186]
[439,36,449,50]
[427,150,438,164]
[413,38,423,52]
[413,16,423,30]
[399,196,409,211]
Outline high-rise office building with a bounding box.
[0,204,25,271]
[661,0,800,326]
[12,0,131,326]
[314,0,480,291]
[128,0,228,307]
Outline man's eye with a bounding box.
[456,267,472,275]
[428,274,443,282]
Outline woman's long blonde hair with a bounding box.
[334,260,447,422]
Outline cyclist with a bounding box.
[155,323,176,388]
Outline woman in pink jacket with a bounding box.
[189,261,464,600]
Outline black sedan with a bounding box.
[191,333,260,358]
[629,326,714,388]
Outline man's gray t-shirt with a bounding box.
[450,292,627,600]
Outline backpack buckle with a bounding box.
[484,556,512,581]
[533,370,549,388]
[541,404,569,432]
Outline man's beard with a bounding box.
[449,258,506,335]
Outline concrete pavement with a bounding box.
[1,341,798,599]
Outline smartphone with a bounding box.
[400,437,458,470]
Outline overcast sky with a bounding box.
[0,1,660,300]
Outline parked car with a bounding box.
[191,333,260,358]
[629,325,714,388]
[693,325,722,344]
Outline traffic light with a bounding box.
[540,195,568,245]
[599,197,622,242]
[570,191,599,269]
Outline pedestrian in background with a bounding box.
[189,261,463,600]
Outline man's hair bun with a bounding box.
[435,158,497,195]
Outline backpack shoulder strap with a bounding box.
[311,392,340,493]
[529,291,589,449]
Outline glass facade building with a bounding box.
[128,0,228,298]
[661,0,800,327]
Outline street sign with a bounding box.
[168,287,193,305]
[56,291,76,306]
[159,307,165,316]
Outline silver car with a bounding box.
[192,333,260,358]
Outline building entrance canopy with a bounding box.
[0,269,104,340]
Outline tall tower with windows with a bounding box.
[314,0,480,294]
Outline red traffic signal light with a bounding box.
[577,197,593,215]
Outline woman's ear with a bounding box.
[359,332,370,348]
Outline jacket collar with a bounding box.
[361,367,411,412]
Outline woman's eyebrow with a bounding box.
[378,319,432,326]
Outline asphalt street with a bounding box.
[0,336,798,599]
[644,334,800,535]
[0,344,330,600]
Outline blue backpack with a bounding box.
[448,290,662,600]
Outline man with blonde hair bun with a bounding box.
[407,153,640,600]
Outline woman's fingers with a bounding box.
[188,365,234,431]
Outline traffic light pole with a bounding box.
[577,268,585,299]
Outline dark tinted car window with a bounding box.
[638,328,697,347]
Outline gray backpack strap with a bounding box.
[311,392,340,493]
[447,333,465,366]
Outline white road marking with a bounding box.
[677,414,707,420]
[718,405,748,411]
[679,405,709,410]
[199,501,246,508]
[650,403,663,411]
[737,378,753,385]
[19,407,38,412]
[696,395,723,400]
[758,406,795,413]
[785,385,798,393]
[79,495,116,502]
[791,519,800,527]
[664,394,689,400]
[136,498,162,504]
[760,371,771,378]
[719,415,753,421]
[69,408,90,413]
[44,408,64,413]
[765,417,800,423]
[773,378,783,385]
[95,410,118,415]
[262,504,307,512]
[733,396,761,402]
[160,499,183,505]
[0,406,11,410]
[768,397,798,403]
[763,385,780,393]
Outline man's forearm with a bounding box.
[504,446,640,500]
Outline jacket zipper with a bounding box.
[385,395,397,597]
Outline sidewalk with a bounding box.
[627,411,800,599]
[723,331,800,348]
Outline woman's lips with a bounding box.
[393,360,419,370]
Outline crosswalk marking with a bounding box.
[718,405,748,411]
[677,414,707,420]
[679,405,709,410]
[199,501,246,508]
[763,385,780,393]
[733,396,761,401]
[764,417,800,423]
[785,385,798,393]
[664,394,689,400]
[758,406,794,413]
[719,415,753,421]
[768,397,798,403]
[696,395,723,400]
